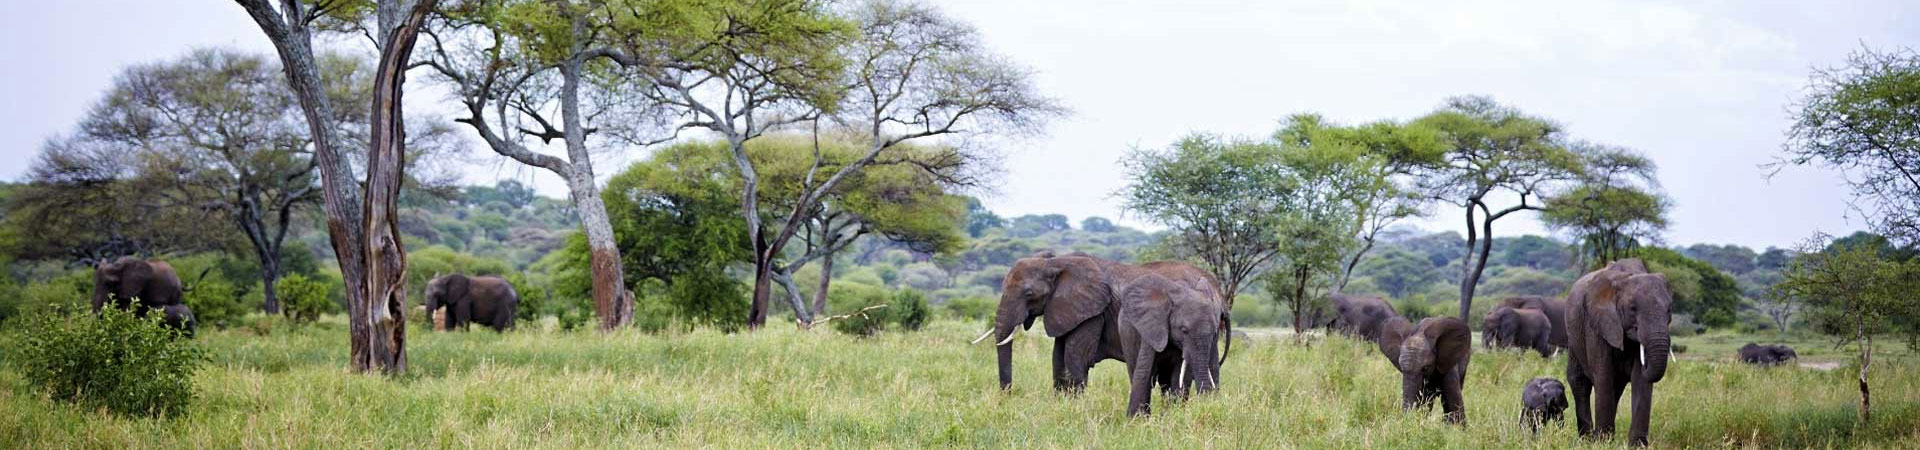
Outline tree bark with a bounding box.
[355,0,438,375]
[1858,315,1872,424]
[556,55,630,331]
[235,0,371,365]
[811,248,835,317]
[1458,201,1480,320]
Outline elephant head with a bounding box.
[1482,306,1516,349]
[1580,261,1673,383]
[1120,274,1222,394]
[989,255,1111,389]
[1396,317,1472,423]
[425,274,472,329]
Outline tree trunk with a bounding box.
[1858,316,1872,424]
[749,261,773,328]
[235,0,371,366]
[354,0,437,375]
[1335,238,1377,294]
[811,248,835,317]
[1459,213,1496,320]
[1290,265,1310,337]
[555,57,630,331]
[1457,202,1480,320]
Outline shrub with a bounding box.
[276,273,337,324]
[893,289,929,331]
[183,277,246,329]
[14,271,93,318]
[944,296,996,322]
[1395,297,1435,322]
[827,282,893,337]
[7,308,206,417]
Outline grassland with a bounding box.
[2,319,1918,449]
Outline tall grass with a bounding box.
[2,319,1916,448]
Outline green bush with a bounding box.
[893,289,929,331]
[1395,297,1435,322]
[183,277,246,329]
[827,282,893,337]
[14,271,93,318]
[944,296,995,322]
[276,273,337,324]
[7,308,206,417]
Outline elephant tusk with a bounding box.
[1639,346,1647,366]
[1206,370,1216,389]
[1178,360,1188,387]
[997,331,1017,346]
[970,328,995,345]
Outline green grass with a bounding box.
[3,319,1919,448]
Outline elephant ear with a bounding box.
[1042,257,1112,337]
[1586,272,1627,349]
[1121,278,1172,352]
[446,275,472,304]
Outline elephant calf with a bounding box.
[160,304,197,338]
[1387,317,1472,425]
[1738,343,1797,366]
[1521,377,1568,433]
[1117,273,1222,417]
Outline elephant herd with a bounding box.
[982,256,1684,447]
[89,256,519,334]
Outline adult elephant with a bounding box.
[1500,295,1569,349]
[1386,317,1473,424]
[1330,294,1399,342]
[1566,259,1672,447]
[424,274,520,332]
[1739,343,1797,366]
[92,256,184,316]
[1483,306,1555,358]
[1117,273,1222,416]
[982,253,1226,392]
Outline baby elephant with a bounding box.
[1739,343,1797,366]
[1384,317,1473,424]
[1520,377,1567,433]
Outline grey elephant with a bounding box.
[1499,295,1569,349]
[1521,377,1568,433]
[160,304,197,338]
[1483,306,1555,358]
[983,253,1227,393]
[1738,343,1797,366]
[1330,294,1400,342]
[1384,316,1473,424]
[424,274,520,332]
[1566,259,1672,447]
[93,256,185,317]
[1117,273,1222,416]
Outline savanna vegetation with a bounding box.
[3,0,1920,448]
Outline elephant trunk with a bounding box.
[991,292,1031,390]
[1642,334,1671,383]
[1188,335,1220,394]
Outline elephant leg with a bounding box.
[1060,323,1104,393]
[1593,377,1623,441]
[1126,348,1156,417]
[1568,356,1595,438]
[1051,340,1070,391]
[1441,372,1466,424]
[1628,373,1654,447]
[455,298,474,330]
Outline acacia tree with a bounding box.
[627,0,1057,328]
[1271,114,1438,293]
[1771,233,1920,423]
[1412,96,1584,319]
[235,0,439,374]
[420,0,673,330]
[1121,134,1291,308]
[1541,145,1669,268]
[1784,47,1920,247]
[76,49,324,314]
[6,138,224,263]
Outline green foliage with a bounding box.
[11,270,93,319]
[1777,233,1920,349]
[943,296,994,322]
[892,289,928,331]
[275,273,337,324]
[663,270,749,332]
[6,308,206,417]
[1642,247,1741,328]
[1352,248,1436,298]
[182,276,245,330]
[1007,214,1071,238]
[1786,47,1920,245]
[826,282,893,337]
[1395,297,1436,322]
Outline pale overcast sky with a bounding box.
[4,0,1915,250]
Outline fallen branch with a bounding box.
[806,304,890,328]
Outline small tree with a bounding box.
[1542,145,1669,268]
[1783,46,1920,246]
[1770,233,1920,423]
[1121,134,1291,308]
